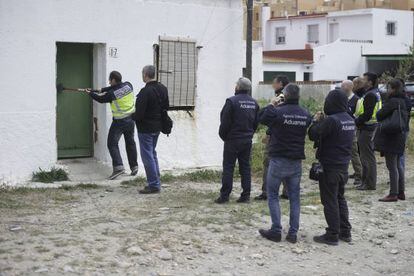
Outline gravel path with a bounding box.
[1,157,414,275]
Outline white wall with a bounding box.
[365,8,413,55]
[0,0,244,184]
[327,13,373,42]
[313,40,366,81]
[264,17,328,51]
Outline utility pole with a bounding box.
[245,0,253,93]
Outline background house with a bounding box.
[244,0,414,41]
[0,0,244,184]
[260,7,413,82]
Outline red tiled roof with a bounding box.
[263,49,313,64]
[269,13,327,21]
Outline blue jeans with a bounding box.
[107,117,138,171]
[267,157,302,235]
[138,132,161,189]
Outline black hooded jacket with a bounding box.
[309,89,356,170]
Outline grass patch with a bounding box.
[121,170,223,187]
[60,183,99,191]
[0,187,78,209]
[32,167,69,183]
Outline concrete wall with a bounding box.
[0,0,244,184]
[254,83,334,101]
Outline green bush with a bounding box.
[32,167,69,183]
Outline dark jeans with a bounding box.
[220,139,252,199]
[385,153,405,195]
[138,132,161,189]
[318,167,352,238]
[267,157,302,235]
[107,117,138,171]
[357,129,377,189]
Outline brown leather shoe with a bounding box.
[379,194,398,202]
[398,192,406,201]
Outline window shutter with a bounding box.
[158,37,197,109]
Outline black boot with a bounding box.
[286,234,297,244]
[259,229,281,242]
[313,234,338,246]
[339,233,352,243]
[139,186,160,194]
[214,197,229,204]
[254,194,267,201]
[236,196,250,203]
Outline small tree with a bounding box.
[380,47,414,82]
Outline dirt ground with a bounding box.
[1,157,414,276]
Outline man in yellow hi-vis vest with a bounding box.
[354,72,382,191]
[86,71,138,180]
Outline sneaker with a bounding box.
[108,170,125,180]
[339,234,352,243]
[378,194,398,202]
[313,234,339,246]
[131,167,138,176]
[214,197,229,204]
[236,196,250,203]
[398,192,406,201]
[286,234,297,244]
[139,186,160,194]
[254,194,267,201]
[259,229,281,242]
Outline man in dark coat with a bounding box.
[258,84,312,244]
[215,77,259,204]
[309,89,355,245]
[255,75,290,201]
[134,65,169,194]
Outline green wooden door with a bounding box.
[56,42,93,158]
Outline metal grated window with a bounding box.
[156,36,198,110]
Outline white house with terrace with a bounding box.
[0,0,244,185]
[260,6,414,82]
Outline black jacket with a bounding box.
[309,90,355,170]
[259,99,312,160]
[354,87,365,98]
[374,95,408,155]
[355,87,381,131]
[133,81,169,133]
[219,90,259,141]
[348,94,359,118]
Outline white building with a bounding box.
[261,7,414,82]
[0,0,244,185]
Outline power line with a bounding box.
[201,11,247,48]
[199,0,218,45]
